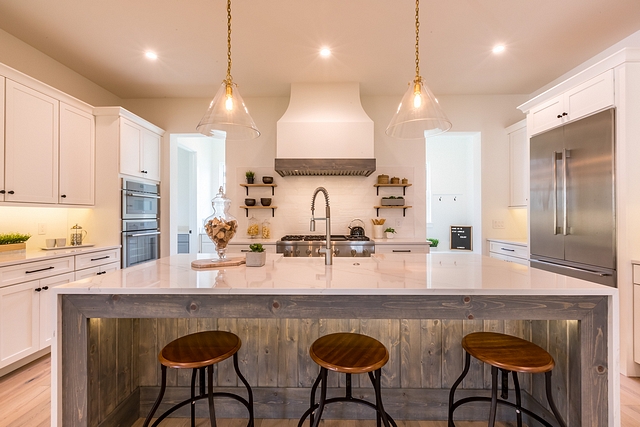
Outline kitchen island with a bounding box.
[52,253,618,427]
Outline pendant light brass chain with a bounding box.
[414,0,420,79]
[226,0,233,83]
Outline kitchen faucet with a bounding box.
[310,187,332,265]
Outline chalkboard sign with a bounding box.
[450,226,472,251]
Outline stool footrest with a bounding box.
[298,396,397,426]
[149,392,252,427]
[450,396,558,427]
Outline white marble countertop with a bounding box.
[54,252,615,296]
[0,245,121,268]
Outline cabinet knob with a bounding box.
[562,112,568,116]
[8,190,14,194]
[61,194,67,198]
[42,286,49,290]
[0,190,4,194]
[35,288,42,292]
[557,114,563,119]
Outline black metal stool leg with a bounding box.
[207,364,217,427]
[545,371,567,427]
[370,368,392,427]
[143,365,167,427]
[310,368,328,427]
[488,366,499,427]
[232,353,255,427]
[511,371,523,427]
[448,351,471,427]
[190,368,197,427]
[304,370,322,427]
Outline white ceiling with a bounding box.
[0,0,639,99]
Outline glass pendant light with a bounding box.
[197,0,260,140]
[386,0,451,139]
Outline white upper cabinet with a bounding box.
[4,80,59,204]
[507,120,528,207]
[528,69,614,136]
[59,103,95,205]
[0,77,5,202]
[120,117,161,182]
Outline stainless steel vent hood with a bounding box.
[275,83,376,176]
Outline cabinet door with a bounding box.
[0,77,5,202]
[74,261,120,281]
[120,118,143,178]
[509,124,528,207]
[141,129,161,181]
[59,103,95,205]
[565,69,614,122]
[4,80,59,203]
[528,95,565,136]
[0,280,40,368]
[39,272,75,349]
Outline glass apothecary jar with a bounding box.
[261,218,271,239]
[247,216,260,238]
[203,187,238,259]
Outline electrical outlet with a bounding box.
[38,223,46,235]
[395,218,403,227]
[492,220,505,229]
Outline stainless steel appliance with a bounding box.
[529,108,616,287]
[121,179,160,267]
[122,219,160,267]
[276,235,374,257]
[122,179,160,219]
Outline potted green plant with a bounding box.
[384,227,396,239]
[245,171,255,184]
[246,243,266,267]
[427,238,439,251]
[0,232,31,253]
[381,196,405,206]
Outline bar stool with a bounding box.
[448,332,566,427]
[298,332,397,427]
[143,330,254,427]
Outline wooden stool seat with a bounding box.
[299,333,396,427]
[143,331,253,427]
[462,332,555,374]
[310,332,389,374]
[449,332,566,427]
[159,330,241,369]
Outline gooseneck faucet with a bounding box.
[310,187,332,265]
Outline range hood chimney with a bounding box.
[275,83,376,176]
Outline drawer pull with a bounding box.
[96,271,106,275]
[26,266,55,274]
[90,256,111,261]
[35,287,42,292]
[42,286,49,290]
[500,248,515,252]
[392,249,412,253]
[240,249,251,252]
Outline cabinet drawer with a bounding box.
[489,242,528,260]
[0,257,75,288]
[490,252,529,266]
[75,249,120,270]
[375,244,430,254]
[634,264,640,285]
[75,262,120,281]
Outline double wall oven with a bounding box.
[121,179,160,268]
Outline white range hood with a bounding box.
[275,82,376,176]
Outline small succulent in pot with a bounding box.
[427,238,439,248]
[249,243,265,252]
[384,227,396,239]
[245,170,255,184]
[246,243,266,267]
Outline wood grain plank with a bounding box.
[138,319,157,387]
[568,319,580,427]
[441,320,463,389]
[298,318,319,388]
[116,318,133,405]
[87,318,100,427]
[61,297,88,427]
[548,319,569,423]
[461,320,483,389]
[157,318,179,387]
[531,320,548,406]
[277,318,299,387]
[132,318,140,392]
[482,320,503,389]
[258,318,279,387]
[238,318,260,387]
[421,319,442,389]
[217,318,239,386]
[99,318,117,421]
[401,319,421,388]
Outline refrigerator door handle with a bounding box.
[563,149,571,236]
[553,151,561,235]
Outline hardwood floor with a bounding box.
[2,354,640,427]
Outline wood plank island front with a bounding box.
[52,253,619,427]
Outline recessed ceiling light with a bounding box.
[320,48,331,57]
[145,51,158,60]
[492,45,505,54]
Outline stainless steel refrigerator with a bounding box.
[529,108,616,287]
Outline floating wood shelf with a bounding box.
[240,183,277,196]
[374,183,412,196]
[240,205,277,217]
[374,205,412,217]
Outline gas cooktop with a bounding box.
[279,234,370,242]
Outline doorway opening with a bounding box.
[426,132,481,253]
[169,134,225,255]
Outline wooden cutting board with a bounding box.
[191,257,245,269]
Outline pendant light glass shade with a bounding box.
[197,80,260,140]
[386,78,452,139]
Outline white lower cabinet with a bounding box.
[633,265,640,363]
[39,272,75,348]
[375,243,430,254]
[0,279,40,368]
[488,240,529,265]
